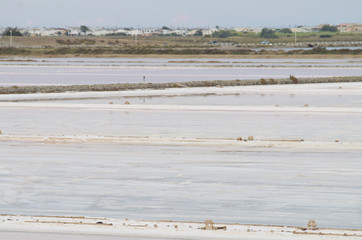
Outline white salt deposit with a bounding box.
[1,215,361,240]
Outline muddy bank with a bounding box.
[1,76,361,94]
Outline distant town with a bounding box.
[1,23,361,37]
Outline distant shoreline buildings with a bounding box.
[1,23,361,37]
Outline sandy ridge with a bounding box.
[1,215,361,240]
[1,134,361,151]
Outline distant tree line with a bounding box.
[193,29,203,36]
[80,25,90,33]
[320,24,338,32]
[2,27,23,36]
[212,30,233,38]
[279,28,292,33]
[260,28,278,38]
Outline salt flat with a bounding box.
[1,82,362,231]
[0,142,361,230]
[0,59,361,238]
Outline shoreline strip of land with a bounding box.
[1,215,361,240]
[1,76,362,94]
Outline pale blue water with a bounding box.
[18,92,362,108]
[1,142,362,229]
[0,58,360,86]
[1,107,362,141]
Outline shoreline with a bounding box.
[1,215,361,240]
[1,53,362,59]
[1,134,362,151]
[1,76,362,94]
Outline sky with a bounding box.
[1,0,361,28]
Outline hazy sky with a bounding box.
[1,0,361,28]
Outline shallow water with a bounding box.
[17,92,362,108]
[1,142,362,229]
[1,107,362,141]
[2,57,362,65]
[0,66,360,86]
[0,57,361,86]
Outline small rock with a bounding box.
[307,220,317,229]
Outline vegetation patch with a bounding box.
[0,76,361,95]
[56,39,96,45]
[0,47,31,55]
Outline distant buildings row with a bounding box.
[337,23,362,32]
[1,23,361,37]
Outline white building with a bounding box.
[234,27,262,34]
[160,29,172,35]
[67,28,80,36]
[115,29,129,35]
[129,29,141,36]
[233,27,254,33]
[338,23,362,32]
[91,29,114,36]
[40,28,67,36]
[290,27,312,33]
[140,28,159,36]
[202,29,218,36]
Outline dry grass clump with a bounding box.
[204,220,214,230]
[304,104,309,107]
[269,78,277,84]
[124,101,130,105]
[259,78,277,85]
[0,130,2,134]
[237,137,243,141]
[248,136,254,141]
[56,39,96,45]
[307,220,317,229]
[289,75,299,84]
[109,101,113,104]
[1,76,362,95]
[260,78,267,85]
